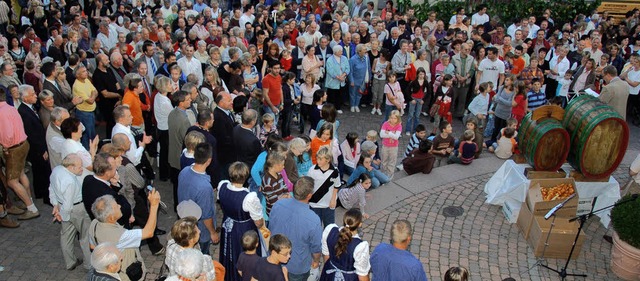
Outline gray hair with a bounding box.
[356,44,366,53]
[155,75,172,94]
[61,153,81,168]
[181,82,197,93]
[92,152,113,176]
[123,72,142,89]
[390,219,413,244]
[173,248,204,278]
[50,107,69,123]
[91,194,117,223]
[332,45,343,54]
[241,109,258,125]
[293,176,315,200]
[288,137,306,153]
[19,84,34,99]
[38,89,54,101]
[91,242,121,272]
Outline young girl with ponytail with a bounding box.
[319,208,371,281]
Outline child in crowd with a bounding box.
[309,90,327,132]
[483,81,497,138]
[511,81,528,125]
[432,74,453,135]
[307,146,341,226]
[403,139,436,175]
[556,70,573,107]
[281,71,298,139]
[490,127,517,159]
[233,95,249,124]
[295,135,313,176]
[258,113,279,147]
[371,49,390,115]
[248,89,264,117]
[448,130,478,165]
[363,130,382,164]
[340,132,361,176]
[384,72,405,120]
[347,152,390,189]
[406,68,429,135]
[338,173,371,219]
[261,153,290,216]
[464,117,484,158]
[316,103,341,141]
[310,122,334,164]
[444,266,469,281]
[527,78,546,112]
[237,230,260,281]
[252,234,291,281]
[280,49,293,71]
[404,124,427,157]
[380,110,402,177]
[431,121,455,165]
[180,130,205,169]
[467,82,490,129]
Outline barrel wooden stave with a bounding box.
[519,114,570,171]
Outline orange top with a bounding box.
[123,90,144,127]
[310,137,331,164]
[511,57,526,75]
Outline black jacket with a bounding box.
[211,107,237,166]
[232,124,262,167]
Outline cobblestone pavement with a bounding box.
[0,107,637,280]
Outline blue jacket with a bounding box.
[349,54,372,90]
[325,55,350,90]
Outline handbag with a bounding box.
[126,261,144,281]
[429,103,440,117]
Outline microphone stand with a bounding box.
[540,194,638,280]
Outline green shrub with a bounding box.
[611,194,640,249]
[402,0,602,28]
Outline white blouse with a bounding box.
[321,224,370,276]
[154,94,173,130]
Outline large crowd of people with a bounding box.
[0,0,639,279]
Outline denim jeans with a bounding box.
[75,110,95,150]
[383,104,396,122]
[406,98,424,133]
[263,103,281,125]
[371,169,390,188]
[311,207,335,226]
[199,240,210,255]
[288,271,310,281]
[349,84,363,107]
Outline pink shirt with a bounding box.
[381,121,402,147]
[0,102,27,148]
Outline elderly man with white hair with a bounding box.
[88,191,161,281]
[46,106,70,168]
[50,153,92,271]
[166,248,205,281]
[87,242,123,281]
[17,84,52,208]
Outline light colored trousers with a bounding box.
[380,145,399,177]
[61,204,92,269]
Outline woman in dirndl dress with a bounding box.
[218,162,266,281]
[320,208,371,281]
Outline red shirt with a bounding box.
[280,57,292,71]
[512,94,527,117]
[262,74,283,106]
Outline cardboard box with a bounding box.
[527,178,578,217]
[502,199,522,224]
[517,202,534,240]
[525,168,567,180]
[576,197,595,216]
[527,215,586,260]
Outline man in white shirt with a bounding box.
[50,153,91,271]
[449,7,466,25]
[46,107,70,169]
[545,46,571,99]
[239,4,255,28]
[527,16,540,39]
[476,46,505,91]
[302,22,323,47]
[177,44,203,85]
[471,5,489,27]
[111,105,152,167]
[96,22,118,52]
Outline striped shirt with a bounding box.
[338,183,366,213]
[527,90,547,110]
[261,172,288,216]
[307,164,341,209]
[404,133,422,157]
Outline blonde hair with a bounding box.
[262,112,275,124]
[289,138,307,153]
[184,131,205,151]
[228,161,250,184]
[316,145,332,161]
[366,130,378,141]
[389,110,401,122]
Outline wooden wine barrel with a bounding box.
[519,113,570,171]
[562,95,630,179]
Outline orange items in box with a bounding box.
[540,183,576,201]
